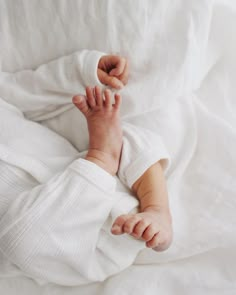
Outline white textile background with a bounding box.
[0,0,236,294]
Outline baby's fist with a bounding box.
[98,55,129,89]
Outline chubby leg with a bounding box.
[73,86,122,175]
[111,161,173,251]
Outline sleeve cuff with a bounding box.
[69,158,116,194]
[124,148,171,189]
[80,50,106,87]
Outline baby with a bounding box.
[73,85,173,251]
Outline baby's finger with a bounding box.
[109,56,126,76]
[98,69,124,89]
[111,214,132,235]
[132,219,151,239]
[118,60,129,85]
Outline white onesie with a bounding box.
[0,50,170,285]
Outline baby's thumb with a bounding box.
[109,68,120,76]
[107,76,124,89]
[99,70,124,89]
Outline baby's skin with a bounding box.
[73,86,172,251]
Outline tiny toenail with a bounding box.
[73,96,80,103]
[73,96,82,103]
[112,225,119,231]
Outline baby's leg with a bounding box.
[73,88,172,252]
[73,86,122,175]
[111,123,173,251]
[112,162,173,251]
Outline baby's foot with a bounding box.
[73,86,123,175]
[111,206,173,251]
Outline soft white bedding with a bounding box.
[0,0,236,294]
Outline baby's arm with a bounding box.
[0,51,128,121]
[0,50,104,118]
[111,123,173,251]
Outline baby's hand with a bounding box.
[111,207,173,251]
[97,55,129,89]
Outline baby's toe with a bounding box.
[146,232,160,248]
[94,86,103,106]
[73,95,89,116]
[123,215,141,235]
[86,86,96,108]
[114,93,122,110]
[111,214,130,235]
[142,225,157,242]
[132,220,150,239]
[152,231,173,251]
[104,89,112,110]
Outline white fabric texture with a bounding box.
[0,0,236,294]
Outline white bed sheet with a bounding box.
[0,0,236,294]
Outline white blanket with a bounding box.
[0,0,236,294]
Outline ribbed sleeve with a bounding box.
[0,158,120,285]
[118,122,171,189]
[0,50,105,121]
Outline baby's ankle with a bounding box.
[85,149,119,176]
